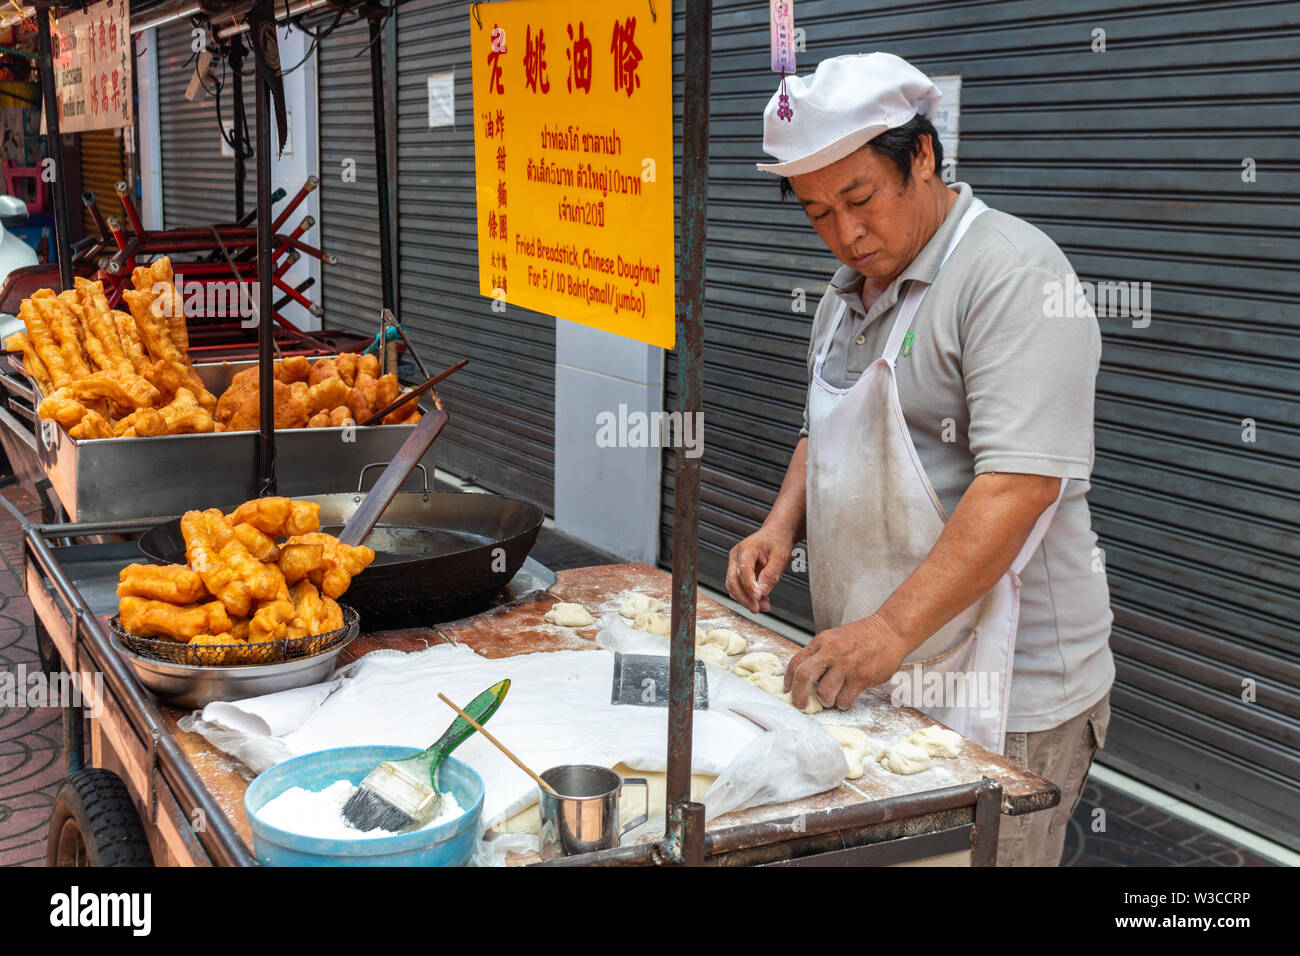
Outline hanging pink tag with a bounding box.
[769,0,796,73]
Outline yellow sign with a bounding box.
[471,0,675,348]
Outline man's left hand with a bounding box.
[785,614,912,711]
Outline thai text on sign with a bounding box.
[53,0,133,133]
[471,0,674,348]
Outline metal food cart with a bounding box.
[5,0,1061,868]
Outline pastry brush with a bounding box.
[342,679,509,833]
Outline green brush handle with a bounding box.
[398,679,511,786]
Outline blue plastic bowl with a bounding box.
[244,746,484,866]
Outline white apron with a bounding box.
[806,198,1065,753]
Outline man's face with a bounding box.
[789,139,939,287]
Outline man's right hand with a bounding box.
[727,524,796,613]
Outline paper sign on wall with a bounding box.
[52,0,133,133]
[471,0,675,348]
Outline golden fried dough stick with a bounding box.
[111,310,151,375]
[158,387,215,434]
[68,370,161,414]
[226,379,308,431]
[348,372,377,423]
[217,539,284,602]
[113,407,167,438]
[288,580,344,638]
[37,389,89,429]
[384,395,423,426]
[74,277,133,375]
[357,353,380,379]
[230,497,321,537]
[229,618,251,642]
[275,355,311,383]
[306,376,349,415]
[215,366,258,423]
[122,287,188,370]
[5,332,54,394]
[306,410,331,428]
[307,357,338,387]
[18,298,72,389]
[277,542,324,584]
[329,405,353,428]
[335,352,359,387]
[249,599,296,642]
[69,410,113,440]
[181,510,254,617]
[40,294,93,381]
[289,380,309,405]
[119,595,232,642]
[373,374,400,412]
[117,563,210,603]
[287,532,375,598]
[190,633,240,645]
[231,522,279,562]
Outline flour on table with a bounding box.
[545,602,596,627]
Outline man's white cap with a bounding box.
[757,52,941,177]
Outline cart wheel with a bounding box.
[47,769,153,867]
[34,618,60,676]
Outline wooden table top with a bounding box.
[159,562,1059,861]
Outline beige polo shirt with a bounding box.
[801,182,1114,732]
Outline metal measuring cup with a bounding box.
[538,765,650,860]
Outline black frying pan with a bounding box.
[137,491,545,629]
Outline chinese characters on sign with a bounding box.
[52,0,133,133]
[471,0,674,348]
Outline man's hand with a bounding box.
[784,614,911,710]
[726,524,795,613]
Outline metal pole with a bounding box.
[665,0,710,866]
[368,8,395,313]
[231,36,248,220]
[35,6,73,290]
[255,48,276,494]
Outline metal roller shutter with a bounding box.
[316,12,385,331]
[79,128,127,236]
[154,19,257,226]
[394,0,556,510]
[659,0,1300,848]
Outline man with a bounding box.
[726,53,1114,866]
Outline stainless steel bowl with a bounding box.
[110,629,358,708]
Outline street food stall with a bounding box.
[3,0,1062,868]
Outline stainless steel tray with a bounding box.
[20,357,435,522]
[110,631,357,708]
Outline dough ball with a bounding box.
[544,602,595,627]
[731,652,782,678]
[822,725,870,780]
[695,644,731,668]
[745,672,784,696]
[632,611,671,636]
[877,741,933,775]
[619,592,664,618]
[908,726,963,759]
[745,672,822,714]
[699,627,747,656]
[823,725,870,753]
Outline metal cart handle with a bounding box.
[356,461,429,496]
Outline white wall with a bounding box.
[553,322,663,564]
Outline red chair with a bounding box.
[2,159,49,214]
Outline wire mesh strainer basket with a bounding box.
[110,604,359,666]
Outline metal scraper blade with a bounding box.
[611,653,709,709]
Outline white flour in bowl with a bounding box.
[256,780,464,840]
